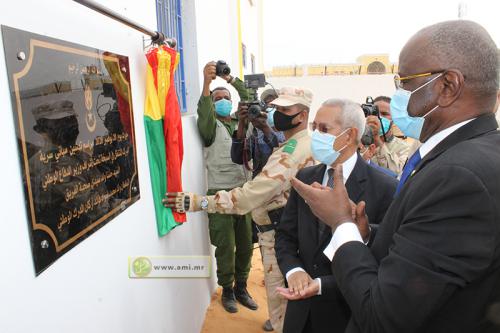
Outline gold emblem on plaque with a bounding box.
[84,83,96,132]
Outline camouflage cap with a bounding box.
[271,87,313,108]
[32,100,77,121]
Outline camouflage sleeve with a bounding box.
[373,140,410,175]
[205,149,298,215]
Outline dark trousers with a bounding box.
[208,210,253,288]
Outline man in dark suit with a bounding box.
[291,20,500,333]
[275,99,397,333]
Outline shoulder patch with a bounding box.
[282,139,297,154]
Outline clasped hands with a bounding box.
[277,270,319,301]
[278,166,369,301]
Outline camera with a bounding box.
[215,60,231,76]
[361,96,379,117]
[361,96,389,139]
[242,74,267,119]
[361,126,375,146]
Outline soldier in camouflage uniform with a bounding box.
[366,96,411,176]
[165,87,316,333]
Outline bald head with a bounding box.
[397,20,498,142]
[402,20,498,99]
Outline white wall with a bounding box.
[194,0,240,80]
[194,0,263,77]
[193,0,264,113]
[0,1,215,333]
[240,0,262,74]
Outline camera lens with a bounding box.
[216,60,231,76]
[248,104,261,119]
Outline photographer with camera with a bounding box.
[196,61,257,314]
[365,96,410,175]
[359,126,398,178]
[231,88,285,178]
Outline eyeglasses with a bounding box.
[394,71,444,89]
[309,123,336,133]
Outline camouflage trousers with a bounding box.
[259,229,287,333]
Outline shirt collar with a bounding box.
[419,119,475,158]
[324,151,358,185]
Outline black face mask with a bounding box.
[273,110,303,131]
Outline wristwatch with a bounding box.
[200,197,209,210]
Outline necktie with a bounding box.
[326,168,334,188]
[318,168,335,240]
[395,149,422,195]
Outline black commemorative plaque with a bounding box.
[2,26,140,275]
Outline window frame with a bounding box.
[156,0,187,112]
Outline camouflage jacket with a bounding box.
[205,129,315,225]
[371,136,410,176]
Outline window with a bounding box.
[156,0,187,112]
[251,54,255,74]
[242,43,247,69]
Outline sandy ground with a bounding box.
[201,247,270,333]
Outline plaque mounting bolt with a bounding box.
[41,240,49,249]
[17,51,26,61]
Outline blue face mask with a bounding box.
[378,117,392,136]
[311,129,349,166]
[390,73,443,139]
[266,107,276,127]
[214,99,232,117]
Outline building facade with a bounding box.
[0,1,263,332]
[268,53,398,77]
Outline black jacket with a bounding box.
[275,154,397,333]
[333,114,500,333]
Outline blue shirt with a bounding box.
[231,128,285,178]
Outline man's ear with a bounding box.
[438,69,465,108]
[297,109,308,124]
[347,128,358,146]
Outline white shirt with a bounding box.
[323,119,475,261]
[321,151,358,186]
[285,152,358,295]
